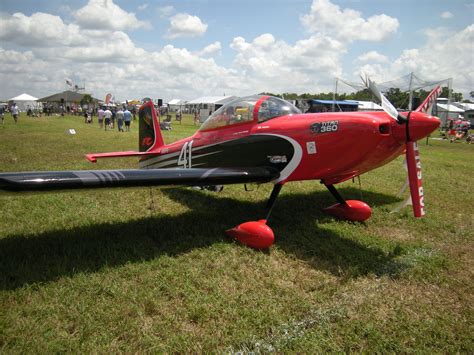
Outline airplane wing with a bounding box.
[0,167,279,192]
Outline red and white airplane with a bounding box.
[0,79,441,249]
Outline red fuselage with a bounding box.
[139,106,439,186]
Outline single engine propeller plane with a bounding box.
[0,79,441,249]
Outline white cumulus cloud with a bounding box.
[166,13,207,39]
[74,0,150,31]
[230,33,345,94]
[357,51,389,63]
[0,0,471,102]
[354,24,474,96]
[301,0,399,42]
[197,41,222,56]
[0,12,86,47]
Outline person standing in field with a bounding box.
[123,108,132,132]
[103,107,112,131]
[111,107,116,129]
[116,107,124,132]
[97,107,105,129]
[0,105,4,124]
[11,103,19,124]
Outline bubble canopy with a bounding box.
[199,95,301,131]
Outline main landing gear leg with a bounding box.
[226,183,283,249]
[325,183,347,205]
[323,182,372,222]
[265,183,283,222]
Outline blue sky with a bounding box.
[0,0,472,101]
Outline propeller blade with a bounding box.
[405,141,425,217]
[362,75,402,122]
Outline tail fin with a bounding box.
[415,85,441,114]
[139,101,164,152]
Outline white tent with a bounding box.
[436,103,464,125]
[168,99,184,105]
[168,99,186,112]
[186,96,237,122]
[345,100,383,111]
[453,102,474,111]
[9,93,40,112]
[186,96,236,105]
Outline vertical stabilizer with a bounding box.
[415,85,441,114]
[139,101,164,152]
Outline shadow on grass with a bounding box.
[0,187,402,290]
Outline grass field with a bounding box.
[0,113,472,352]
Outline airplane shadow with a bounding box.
[0,187,402,291]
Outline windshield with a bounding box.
[199,96,260,131]
[257,96,301,122]
[199,95,301,131]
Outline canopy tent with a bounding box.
[345,100,383,111]
[9,93,40,112]
[168,99,184,105]
[185,96,237,122]
[435,103,464,125]
[453,102,474,111]
[307,99,358,113]
[167,99,186,112]
[186,96,237,106]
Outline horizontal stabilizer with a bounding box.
[0,167,279,192]
[86,150,158,162]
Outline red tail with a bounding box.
[139,101,164,152]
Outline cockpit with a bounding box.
[199,95,301,131]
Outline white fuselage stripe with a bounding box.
[255,133,302,183]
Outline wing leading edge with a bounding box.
[0,167,279,192]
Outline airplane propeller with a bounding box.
[365,77,406,123]
[362,76,437,217]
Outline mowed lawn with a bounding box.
[0,113,472,352]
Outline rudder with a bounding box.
[139,100,164,152]
[415,85,441,114]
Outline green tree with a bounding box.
[439,87,463,102]
[346,88,373,101]
[258,92,282,98]
[384,88,410,109]
[80,94,93,107]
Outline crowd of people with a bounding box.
[0,102,137,132]
[90,106,133,132]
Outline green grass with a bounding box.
[0,113,473,352]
